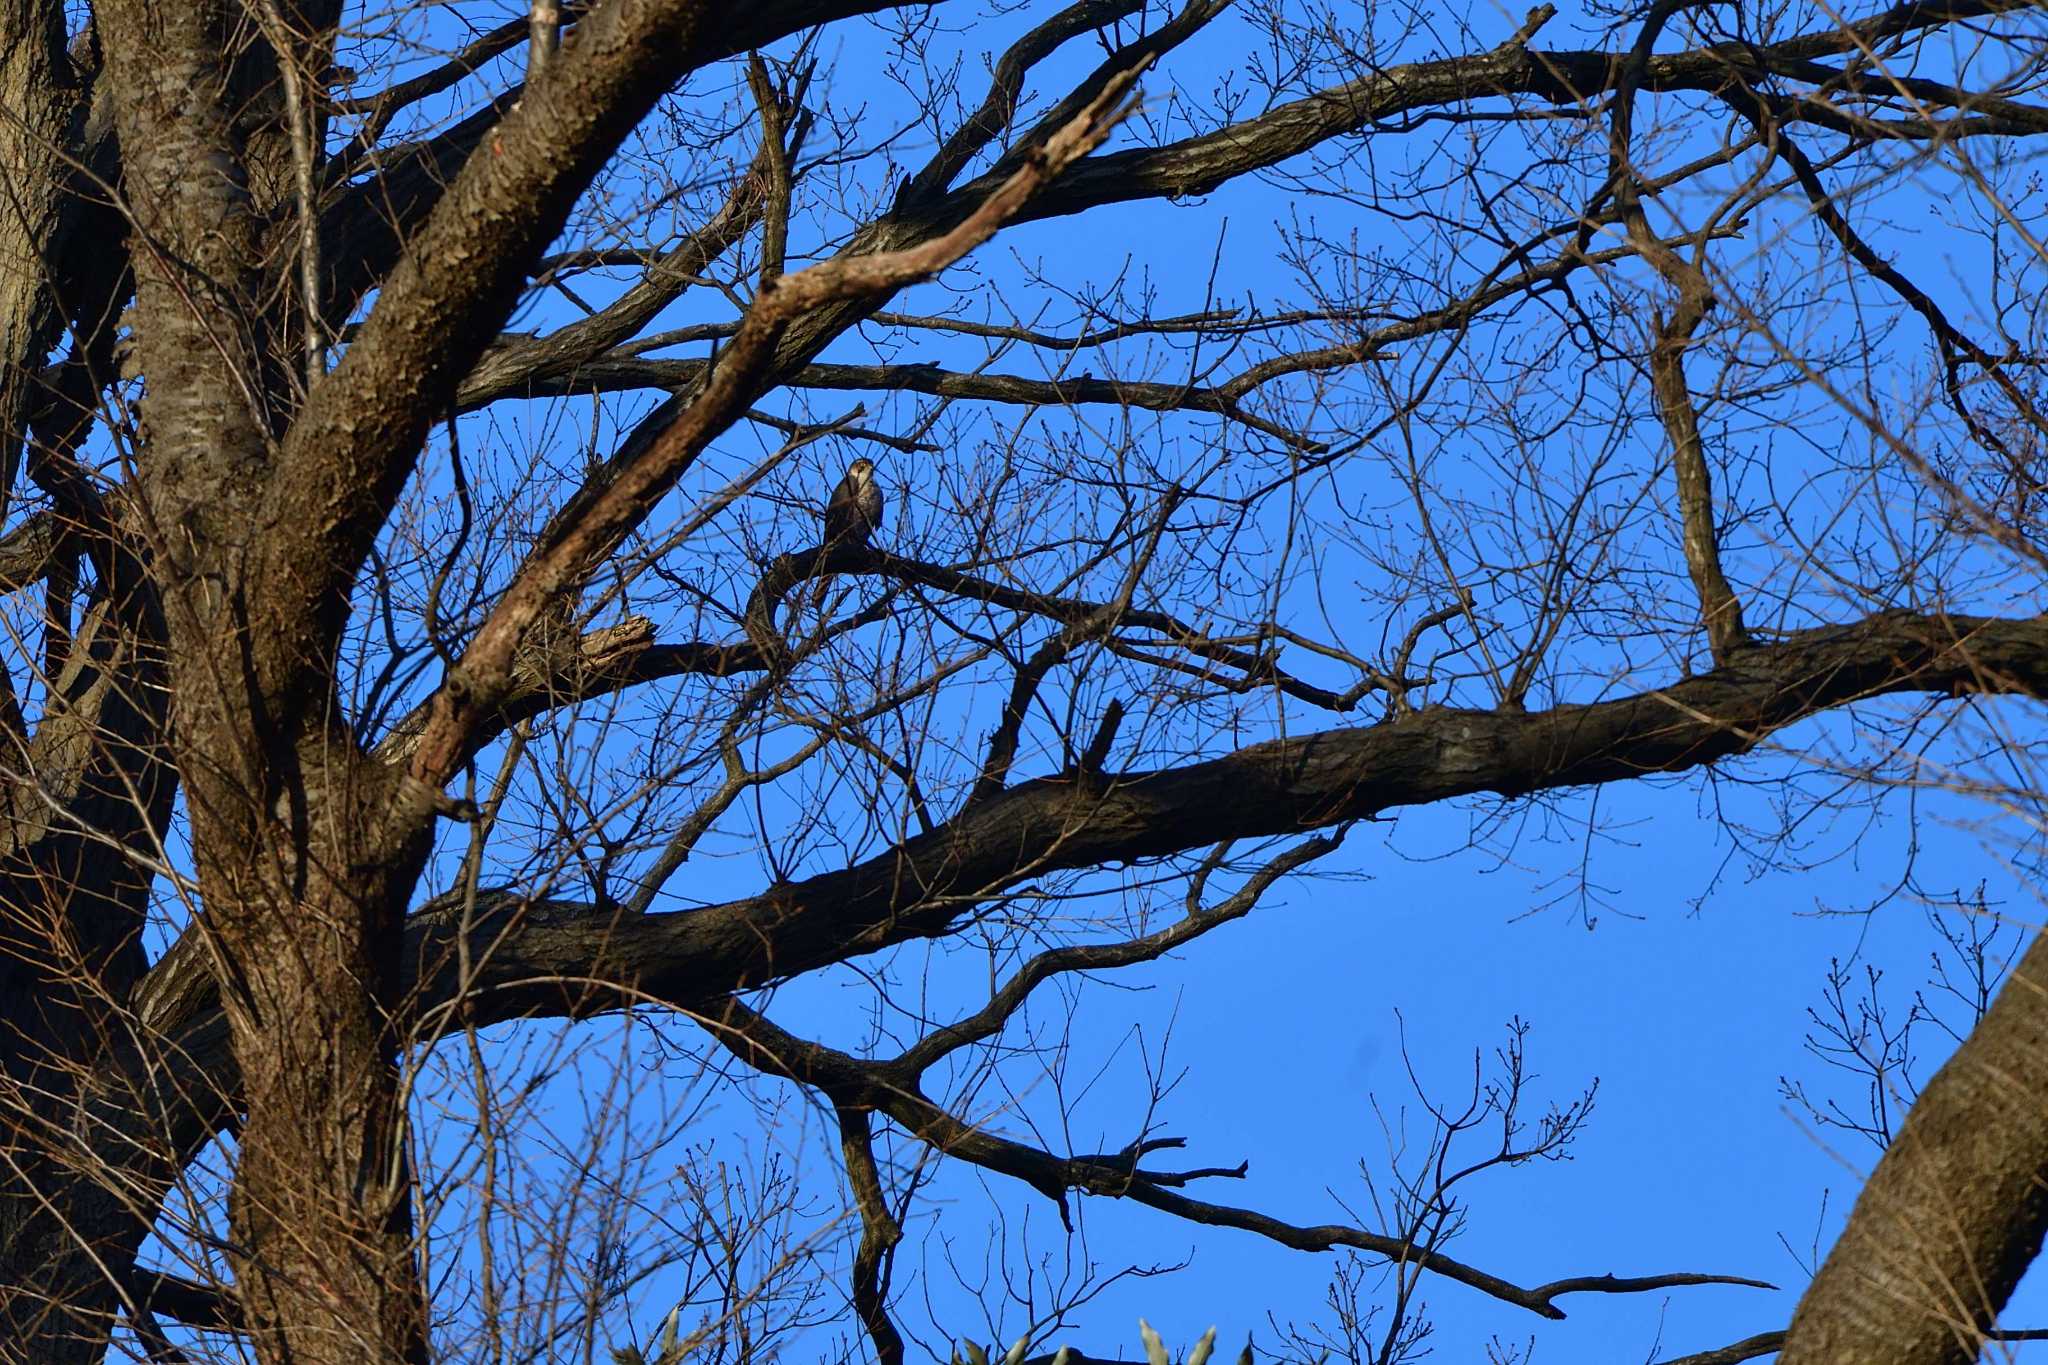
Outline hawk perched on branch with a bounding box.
[823,458,883,547]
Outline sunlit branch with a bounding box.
[1609,2,1750,663]
[893,0,1150,207]
[398,66,1152,799]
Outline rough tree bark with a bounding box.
[1781,930,2048,1364]
[0,1,2041,1362]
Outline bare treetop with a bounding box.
[0,0,2044,1363]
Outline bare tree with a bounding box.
[0,0,2045,1362]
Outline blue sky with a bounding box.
[424,4,2048,1359]
[734,726,2046,1361]
[99,0,2048,1359]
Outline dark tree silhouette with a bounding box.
[0,0,2043,1362]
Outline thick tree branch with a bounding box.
[1610,0,1750,663]
[18,2,2048,1361]
[1781,927,2048,1364]
[128,607,2043,1053]
[260,0,908,717]
[931,0,2048,231]
[422,609,2043,1013]
[95,606,2048,1364]
[396,64,1148,800]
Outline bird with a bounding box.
[822,457,883,548]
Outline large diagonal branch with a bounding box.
[327,0,2044,447]
[134,607,2048,1058]
[1780,927,2048,1365]
[320,0,2048,338]
[96,607,2048,1347]
[264,0,2048,752]
[255,0,910,712]
[409,609,2048,1018]
[936,0,2048,232]
[394,68,1149,801]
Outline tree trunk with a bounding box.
[1782,928,2048,1364]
